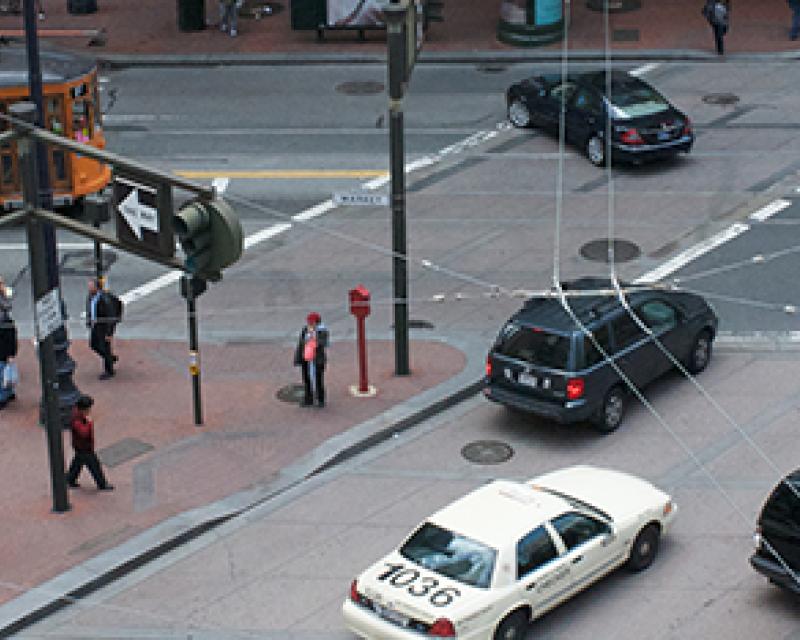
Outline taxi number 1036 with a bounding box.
[377,563,461,607]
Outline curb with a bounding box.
[94,48,800,68]
[0,334,485,637]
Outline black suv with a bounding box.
[750,469,800,595]
[484,278,718,433]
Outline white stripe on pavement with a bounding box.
[748,199,791,222]
[630,62,661,77]
[0,242,94,250]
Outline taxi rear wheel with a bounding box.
[494,609,529,640]
[627,523,660,572]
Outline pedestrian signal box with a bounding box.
[173,199,243,282]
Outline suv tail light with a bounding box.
[619,127,644,145]
[682,116,692,136]
[486,355,492,378]
[429,618,456,637]
[349,579,362,604]
[566,377,585,400]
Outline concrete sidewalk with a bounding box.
[0,0,798,65]
[0,333,484,635]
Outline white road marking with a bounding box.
[635,223,750,284]
[629,63,661,77]
[0,242,93,250]
[211,177,230,195]
[748,199,791,222]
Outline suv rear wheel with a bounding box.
[592,385,626,433]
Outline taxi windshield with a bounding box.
[400,522,496,589]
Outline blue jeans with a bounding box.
[219,2,238,34]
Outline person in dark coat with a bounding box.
[294,312,329,407]
[66,395,113,491]
[702,0,729,55]
[86,279,117,379]
[0,308,17,409]
[789,0,800,39]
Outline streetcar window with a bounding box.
[52,150,67,181]
[70,83,88,98]
[2,156,13,183]
[72,100,91,142]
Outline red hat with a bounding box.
[307,312,321,325]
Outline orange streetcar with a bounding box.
[0,43,111,212]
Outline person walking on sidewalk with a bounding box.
[294,312,329,408]
[702,0,730,55]
[219,0,241,37]
[789,0,800,40]
[66,395,114,491]
[86,279,117,380]
[0,305,18,409]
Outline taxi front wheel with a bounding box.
[626,524,660,572]
[494,609,529,640]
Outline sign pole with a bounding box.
[180,276,204,426]
[12,103,69,514]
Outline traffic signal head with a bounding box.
[173,198,243,281]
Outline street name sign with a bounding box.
[35,288,63,341]
[114,174,175,258]
[333,192,390,207]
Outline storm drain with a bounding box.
[461,440,514,465]
[336,81,385,96]
[60,249,117,275]
[98,437,154,468]
[277,383,306,403]
[476,64,508,74]
[580,238,641,264]
[702,93,740,106]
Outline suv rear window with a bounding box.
[495,324,571,370]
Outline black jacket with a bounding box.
[0,314,18,362]
[294,325,329,367]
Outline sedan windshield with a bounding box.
[608,84,670,118]
[400,522,496,589]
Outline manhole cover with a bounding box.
[239,0,283,18]
[276,383,306,403]
[476,64,508,74]
[580,238,641,264]
[586,0,642,12]
[702,93,740,106]
[612,29,640,42]
[98,437,154,468]
[336,81,385,96]
[462,441,514,465]
[59,249,117,275]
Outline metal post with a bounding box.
[357,315,369,393]
[93,231,103,284]
[24,0,81,427]
[386,2,410,376]
[12,103,70,514]
[181,276,203,426]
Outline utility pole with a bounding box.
[12,102,70,514]
[23,0,81,426]
[385,0,411,376]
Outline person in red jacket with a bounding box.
[66,395,113,491]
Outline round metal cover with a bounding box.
[336,81,385,96]
[580,238,641,264]
[702,93,740,106]
[461,440,514,465]
[276,383,306,403]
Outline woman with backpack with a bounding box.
[702,0,730,55]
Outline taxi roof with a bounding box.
[427,480,569,549]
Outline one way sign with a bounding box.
[114,174,174,258]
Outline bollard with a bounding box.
[349,284,377,397]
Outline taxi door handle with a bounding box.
[571,555,583,564]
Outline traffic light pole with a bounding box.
[180,276,206,426]
[12,102,69,514]
[386,1,410,376]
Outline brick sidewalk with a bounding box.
[0,336,466,607]
[0,0,798,58]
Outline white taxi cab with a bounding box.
[343,465,676,639]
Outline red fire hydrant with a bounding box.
[349,284,376,397]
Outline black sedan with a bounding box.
[506,70,694,166]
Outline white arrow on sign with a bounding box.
[119,188,159,240]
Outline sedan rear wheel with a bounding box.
[494,610,529,640]
[627,524,660,572]
[687,330,713,374]
[586,134,607,166]
[508,99,532,128]
[592,385,625,434]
